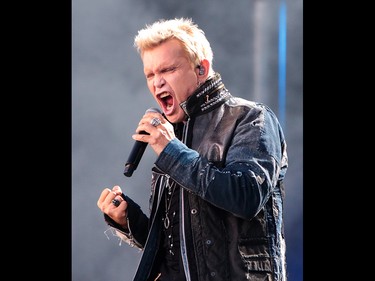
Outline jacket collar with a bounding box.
[180,72,231,118]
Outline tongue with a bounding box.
[165,96,173,105]
[164,96,174,115]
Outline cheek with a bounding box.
[146,80,154,93]
[173,75,197,100]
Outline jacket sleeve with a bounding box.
[104,194,149,249]
[154,106,288,220]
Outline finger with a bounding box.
[112,185,122,194]
[111,198,121,207]
[134,122,151,137]
[135,115,164,137]
[97,188,112,208]
[98,186,122,208]
[132,133,148,142]
[138,113,164,129]
[111,196,125,207]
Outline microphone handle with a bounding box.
[123,131,148,177]
[123,107,161,177]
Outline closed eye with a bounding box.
[161,66,177,73]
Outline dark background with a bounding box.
[72,0,303,280]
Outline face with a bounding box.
[142,39,199,123]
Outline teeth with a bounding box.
[160,92,170,98]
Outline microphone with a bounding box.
[123,107,162,177]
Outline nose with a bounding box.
[154,74,166,88]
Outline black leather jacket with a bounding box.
[105,73,288,281]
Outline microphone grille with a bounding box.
[145,107,162,114]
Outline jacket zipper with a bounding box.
[180,119,192,281]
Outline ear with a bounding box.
[199,66,205,75]
[196,59,210,77]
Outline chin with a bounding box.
[165,112,185,124]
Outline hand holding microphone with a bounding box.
[124,107,175,177]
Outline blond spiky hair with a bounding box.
[134,17,214,69]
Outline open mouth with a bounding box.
[158,92,174,114]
